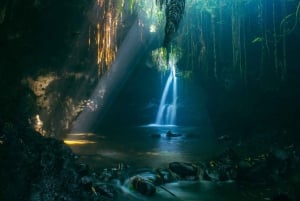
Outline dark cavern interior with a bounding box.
[1,0,300,200]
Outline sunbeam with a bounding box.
[72,20,147,132]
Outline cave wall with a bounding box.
[0,0,300,137]
[0,0,118,137]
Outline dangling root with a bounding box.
[280,0,300,36]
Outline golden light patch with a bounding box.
[63,140,96,145]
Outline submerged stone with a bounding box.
[166,130,182,137]
[156,168,175,183]
[169,162,198,180]
[131,176,156,196]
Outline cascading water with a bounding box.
[155,62,177,125]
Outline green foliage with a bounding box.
[151,46,189,78]
[193,0,218,14]
[130,0,136,14]
[152,47,168,72]
[117,0,124,15]
[176,70,193,79]
[113,0,300,84]
[251,37,264,43]
[116,0,137,16]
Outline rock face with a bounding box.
[0,0,99,138]
[271,194,294,201]
[131,176,156,196]
[203,148,239,182]
[169,162,199,180]
[0,125,115,201]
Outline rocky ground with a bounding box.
[0,122,115,201]
[1,122,300,201]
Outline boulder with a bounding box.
[131,176,156,196]
[156,168,175,183]
[166,130,182,137]
[77,163,89,176]
[271,193,293,201]
[169,162,198,180]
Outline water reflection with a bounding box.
[63,126,255,201]
[64,125,217,169]
[63,133,98,145]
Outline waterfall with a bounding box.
[155,63,177,125]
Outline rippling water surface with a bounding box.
[64,125,280,201]
[65,125,220,169]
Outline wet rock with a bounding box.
[166,130,182,137]
[204,163,237,182]
[76,163,89,176]
[93,183,115,199]
[235,148,298,185]
[135,170,162,185]
[202,149,240,182]
[156,168,175,183]
[271,193,293,201]
[169,162,198,180]
[217,134,232,143]
[237,157,271,185]
[203,167,220,181]
[80,176,93,188]
[217,148,240,164]
[237,148,300,186]
[99,163,130,183]
[99,168,114,182]
[131,176,156,196]
[267,149,294,178]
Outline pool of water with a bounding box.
[64,125,221,169]
[64,124,248,201]
[63,125,298,201]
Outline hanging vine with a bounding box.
[279,0,300,81]
[231,1,242,76]
[280,0,300,36]
[87,0,299,86]
[272,0,279,74]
